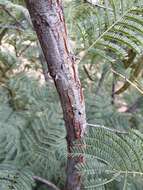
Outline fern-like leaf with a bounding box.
[0,163,35,190]
[72,127,143,189]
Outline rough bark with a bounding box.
[25,1,87,190]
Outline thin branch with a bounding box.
[2,6,24,29]
[95,67,108,95]
[33,176,61,190]
[111,69,143,95]
[83,65,94,81]
[0,28,8,44]
[0,24,23,31]
[85,0,113,11]
[87,123,128,134]
[18,42,32,56]
[125,96,143,113]
[111,73,116,105]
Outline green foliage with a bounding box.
[0,73,67,188]
[1,0,143,190]
[0,163,35,190]
[66,2,143,189]
[0,1,67,188]
[69,0,143,94]
[85,87,130,130]
[72,127,143,189]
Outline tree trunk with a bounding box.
[25,1,87,190]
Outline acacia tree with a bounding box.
[25,1,87,190]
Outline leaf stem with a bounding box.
[78,9,130,64]
[33,176,61,190]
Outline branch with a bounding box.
[85,0,113,11]
[33,176,61,190]
[18,42,32,56]
[111,74,116,105]
[111,68,143,95]
[83,65,94,81]
[0,24,23,31]
[2,6,24,29]
[0,28,8,44]
[95,67,108,95]
[125,97,143,113]
[25,1,87,189]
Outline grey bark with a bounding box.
[25,1,87,190]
